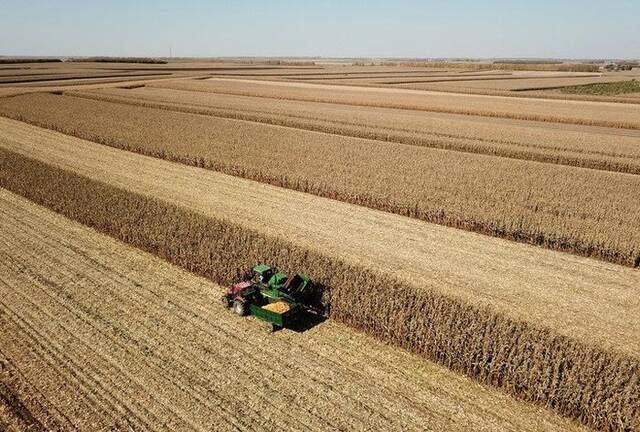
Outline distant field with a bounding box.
[392,76,629,91]
[148,78,640,129]
[0,71,173,85]
[286,71,514,81]
[384,61,601,73]
[209,68,451,77]
[558,79,640,95]
[68,87,640,174]
[215,67,640,102]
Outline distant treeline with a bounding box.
[203,58,317,66]
[0,58,62,64]
[68,57,168,64]
[379,61,600,73]
[493,60,562,65]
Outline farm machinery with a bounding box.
[221,264,319,331]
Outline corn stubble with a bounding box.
[1,150,637,431]
[0,93,638,267]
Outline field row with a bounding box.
[0,93,638,266]
[228,67,640,102]
[3,62,637,103]
[148,78,640,129]
[0,77,202,100]
[392,75,633,91]
[0,71,173,85]
[0,189,586,432]
[280,71,514,81]
[68,86,640,174]
[297,73,607,87]
[0,119,637,430]
[360,80,640,104]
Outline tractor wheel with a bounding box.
[233,299,248,316]
[270,324,282,333]
[221,296,232,308]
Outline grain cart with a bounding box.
[221,264,315,331]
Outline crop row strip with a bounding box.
[149,80,640,130]
[1,104,636,268]
[72,89,640,161]
[0,149,637,431]
[64,90,640,175]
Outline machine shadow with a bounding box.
[287,310,327,333]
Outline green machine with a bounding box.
[222,264,315,331]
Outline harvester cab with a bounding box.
[252,264,274,284]
[267,272,288,290]
[222,263,318,331]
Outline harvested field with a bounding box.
[0,74,176,88]
[0,119,638,430]
[364,82,640,104]
[0,71,173,85]
[0,88,30,98]
[558,80,640,95]
[68,87,640,173]
[0,76,209,98]
[1,94,638,266]
[148,78,640,129]
[286,72,515,81]
[392,76,629,91]
[0,68,94,77]
[208,68,453,77]
[0,189,587,432]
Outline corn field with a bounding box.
[0,93,638,267]
[1,148,638,431]
[148,79,640,129]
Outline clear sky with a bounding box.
[1,0,638,59]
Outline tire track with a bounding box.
[0,349,71,430]
[0,296,135,431]
[0,244,250,432]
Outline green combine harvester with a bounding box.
[221,264,317,331]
